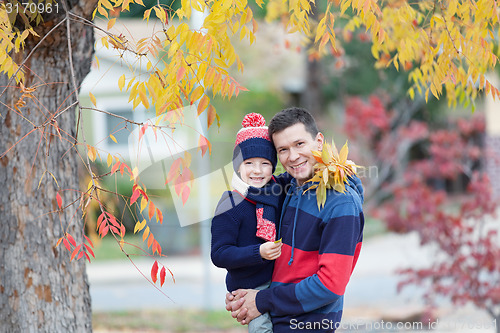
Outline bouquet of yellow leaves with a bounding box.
[305,140,361,209]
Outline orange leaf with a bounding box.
[207,105,217,129]
[151,261,159,283]
[156,208,163,224]
[143,226,150,242]
[56,192,62,210]
[197,95,209,116]
[148,233,154,248]
[198,135,211,157]
[111,161,120,174]
[148,201,155,220]
[55,237,63,248]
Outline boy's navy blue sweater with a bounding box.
[211,191,274,292]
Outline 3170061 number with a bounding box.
[5,1,60,14]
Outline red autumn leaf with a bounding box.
[97,212,105,228]
[130,189,140,204]
[119,163,125,175]
[71,244,82,261]
[174,174,184,196]
[160,266,166,286]
[84,234,94,248]
[110,226,119,234]
[98,217,107,234]
[107,214,120,228]
[151,261,159,283]
[84,252,91,263]
[56,192,62,210]
[77,251,84,260]
[67,233,77,247]
[63,238,71,251]
[101,225,109,237]
[166,158,182,184]
[138,188,149,201]
[181,186,190,205]
[84,243,95,258]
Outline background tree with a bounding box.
[343,95,500,331]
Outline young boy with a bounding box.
[211,113,288,333]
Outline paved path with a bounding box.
[87,232,497,332]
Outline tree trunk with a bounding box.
[0,1,97,332]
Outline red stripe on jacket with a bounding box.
[272,244,318,284]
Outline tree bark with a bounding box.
[0,1,97,332]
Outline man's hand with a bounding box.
[260,241,282,260]
[225,289,246,312]
[232,289,261,325]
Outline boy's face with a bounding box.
[272,123,324,186]
[238,157,273,188]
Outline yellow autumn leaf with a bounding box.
[89,92,96,107]
[118,74,125,91]
[140,196,148,213]
[107,18,117,30]
[87,145,96,162]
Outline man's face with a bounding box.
[272,123,324,186]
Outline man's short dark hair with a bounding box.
[268,107,319,142]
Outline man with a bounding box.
[226,107,364,332]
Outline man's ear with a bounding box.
[316,132,324,150]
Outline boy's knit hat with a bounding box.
[233,113,277,173]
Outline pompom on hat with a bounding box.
[233,113,277,173]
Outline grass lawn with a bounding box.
[93,309,246,332]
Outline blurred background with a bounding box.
[80,1,500,332]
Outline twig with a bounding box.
[80,106,176,130]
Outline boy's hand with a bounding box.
[259,240,282,260]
